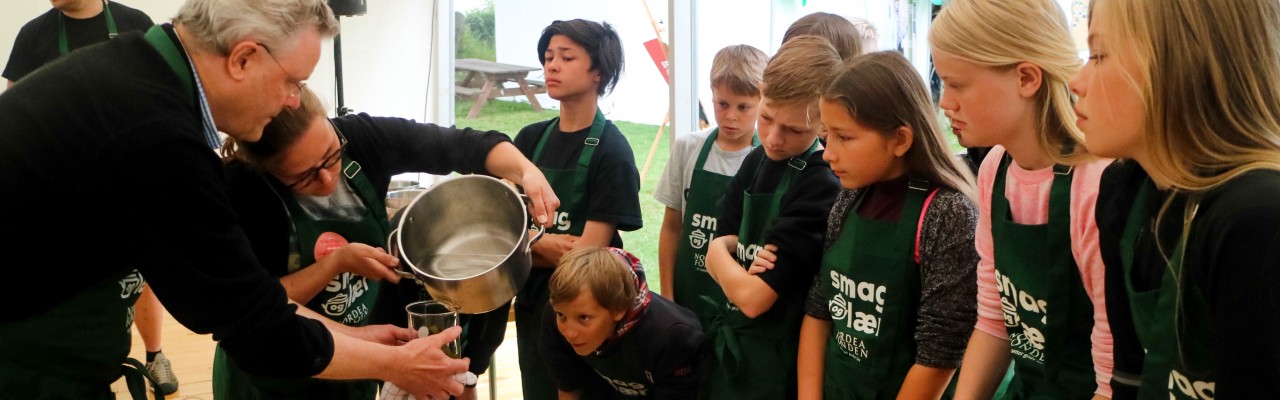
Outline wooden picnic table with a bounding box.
[455,58,546,119]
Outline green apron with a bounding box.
[701,141,817,400]
[1119,181,1216,400]
[58,0,118,55]
[989,155,1095,399]
[673,129,756,329]
[819,182,932,399]
[0,269,149,399]
[516,110,607,400]
[214,157,387,400]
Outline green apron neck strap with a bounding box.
[533,108,607,165]
[1047,162,1074,240]
[1119,179,1157,280]
[768,138,820,216]
[274,156,392,253]
[58,0,117,56]
[341,157,390,225]
[992,154,1075,231]
[144,25,195,106]
[693,128,719,170]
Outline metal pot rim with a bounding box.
[395,174,528,282]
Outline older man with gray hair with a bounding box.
[0,1,468,399]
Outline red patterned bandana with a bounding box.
[608,247,651,338]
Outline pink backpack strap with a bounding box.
[914,188,941,264]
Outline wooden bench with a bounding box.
[455,58,546,119]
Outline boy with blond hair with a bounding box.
[540,247,704,399]
[702,35,843,399]
[847,16,879,53]
[655,44,768,330]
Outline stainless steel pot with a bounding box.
[387,175,543,314]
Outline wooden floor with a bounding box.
[111,310,526,399]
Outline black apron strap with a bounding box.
[121,357,164,400]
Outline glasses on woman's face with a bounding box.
[257,43,307,99]
[284,120,347,190]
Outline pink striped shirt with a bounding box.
[973,146,1114,397]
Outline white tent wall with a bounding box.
[0,0,447,128]
[0,0,450,185]
[492,0,674,126]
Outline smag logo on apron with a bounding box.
[322,272,370,317]
[687,213,718,250]
[1169,370,1215,400]
[597,373,649,397]
[995,269,1049,362]
[118,271,145,299]
[827,271,888,335]
[554,211,572,231]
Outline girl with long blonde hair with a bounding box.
[1071,0,1280,397]
[930,0,1115,398]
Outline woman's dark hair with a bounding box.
[536,19,624,96]
[220,87,323,168]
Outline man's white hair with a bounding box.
[174,0,339,55]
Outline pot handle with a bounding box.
[519,192,547,247]
[528,224,546,247]
[386,228,419,282]
[386,227,400,260]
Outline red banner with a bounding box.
[644,39,669,83]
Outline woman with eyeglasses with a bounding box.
[215,87,558,400]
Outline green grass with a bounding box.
[454,99,669,290]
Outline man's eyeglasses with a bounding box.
[284,120,347,190]
[257,43,306,99]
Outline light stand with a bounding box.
[334,17,352,116]
[328,0,366,116]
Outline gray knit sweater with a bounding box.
[804,186,979,369]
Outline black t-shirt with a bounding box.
[1097,161,1280,399]
[513,118,644,247]
[539,294,706,399]
[4,2,155,82]
[716,146,841,299]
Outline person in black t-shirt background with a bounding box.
[540,247,704,400]
[5,0,154,87]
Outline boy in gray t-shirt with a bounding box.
[652,44,768,329]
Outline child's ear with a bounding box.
[891,126,914,157]
[612,309,627,322]
[1015,62,1044,98]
